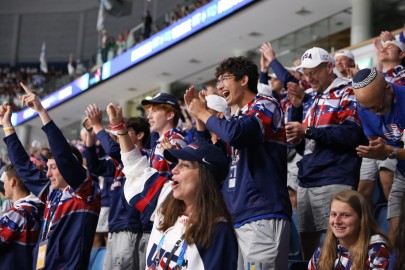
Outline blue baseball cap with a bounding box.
[164,141,230,184]
[141,93,180,111]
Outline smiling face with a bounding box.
[329,200,361,249]
[145,105,173,136]
[335,56,354,75]
[46,159,68,190]
[171,159,200,213]
[216,73,253,108]
[379,43,404,65]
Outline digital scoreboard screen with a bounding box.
[12,0,255,126]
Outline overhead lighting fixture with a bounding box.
[189,58,201,64]
[296,7,312,16]
[248,31,263,37]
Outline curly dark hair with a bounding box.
[215,56,258,94]
[126,117,151,147]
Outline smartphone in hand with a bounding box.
[82,118,93,132]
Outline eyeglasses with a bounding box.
[216,75,236,87]
[358,83,389,113]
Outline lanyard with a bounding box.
[154,227,188,269]
[41,189,62,241]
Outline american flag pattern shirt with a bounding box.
[383,65,405,86]
[0,194,44,269]
[308,234,390,270]
[302,78,361,130]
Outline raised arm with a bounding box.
[85,103,121,160]
[0,102,49,196]
[19,83,87,190]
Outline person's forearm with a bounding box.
[92,123,104,134]
[197,109,214,124]
[37,108,52,126]
[115,127,134,153]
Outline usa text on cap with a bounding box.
[300,47,333,69]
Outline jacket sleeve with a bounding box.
[205,97,283,149]
[96,129,121,162]
[309,89,366,148]
[194,129,212,142]
[205,115,263,148]
[259,71,270,84]
[270,59,299,88]
[122,147,171,221]
[0,206,27,251]
[42,121,87,190]
[197,222,238,270]
[309,120,366,148]
[4,133,49,197]
[82,145,116,177]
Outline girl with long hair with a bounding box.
[308,189,390,269]
[106,103,238,270]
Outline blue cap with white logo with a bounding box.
[164,141,230,184]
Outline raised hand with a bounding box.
[346,64,360,79]
[184,86,197,108]
[85,103,104,133]
[85,104,103,125]
[380,31,395,42]
[0,101,12,127]
[106,103,123,126]
[260,42,277,64]
[19,82,44,112]
[373,37,383,54]
[287,81,305,108]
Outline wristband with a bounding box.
[117,130,129,136]
[3,126,14,132]
[109,120,125,131]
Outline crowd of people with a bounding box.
[0,0,213,113]
[1,20,405,270]
[0,65,67,112]
[98,0,212,65]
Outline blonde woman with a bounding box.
[308,190,390,269]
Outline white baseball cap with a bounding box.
[383,40,405,52]
[334,49,355,61]
[205,95,228,113]
[286,66,303,74]
[257,82,273,96]
[300,47,333,69]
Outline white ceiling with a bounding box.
[2,0,352,149]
